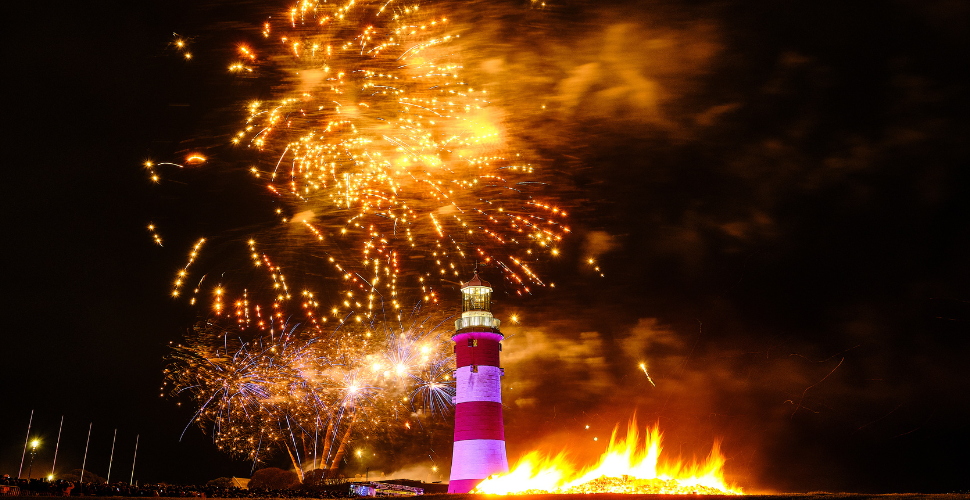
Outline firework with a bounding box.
[149,0,571,318]
[639,362,655,387]
[151,0,577,476]
[163,302,456,477]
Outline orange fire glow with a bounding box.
[474,419,742,495]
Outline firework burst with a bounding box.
[163,302,456,477]
[149,0,571,320]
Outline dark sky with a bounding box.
[3,0,968,494]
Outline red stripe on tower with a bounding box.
[454,402,505,440]
[455,337,502,367]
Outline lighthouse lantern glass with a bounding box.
[462,286,491,312]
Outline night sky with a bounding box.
[3,0,968,494]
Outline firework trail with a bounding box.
[639,362,656,387]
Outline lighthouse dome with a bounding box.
[461,272,491,290]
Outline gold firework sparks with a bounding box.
[149,0,571,318]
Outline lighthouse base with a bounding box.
[448,479,485,494]
[449,439,508,493]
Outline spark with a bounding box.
[639,362,656,387]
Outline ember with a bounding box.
[562,475,736,495]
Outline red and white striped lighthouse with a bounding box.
[448,272,509,493]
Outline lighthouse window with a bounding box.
[467,339,474,347]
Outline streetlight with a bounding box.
[27,440,39,480]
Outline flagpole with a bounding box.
[51,416,64,479]
[80,423,92,483]
[106,429,117,484]
[18,410,33,479]
[129,435,139,485]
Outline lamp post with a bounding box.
[27,440,39,480]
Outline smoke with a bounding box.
[383,462,445,482]
[496,316,873,490]
[461,0,724,147]
[496,292,970,492]
[582,230,619,262]
[291,210,316,224]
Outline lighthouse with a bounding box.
[448,272,509,493]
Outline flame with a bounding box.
[474,419,742,495]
